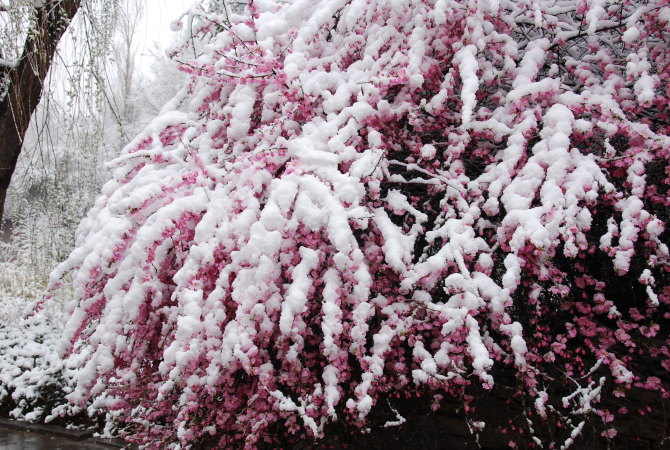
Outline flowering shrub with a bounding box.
[49,0,669,447]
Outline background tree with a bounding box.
[49,0,669,448]
[0,0,82,222]
[1,0,182,288]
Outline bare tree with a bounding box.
[0,0,82,222]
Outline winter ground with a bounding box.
[0,425,115,450]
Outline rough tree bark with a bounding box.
[0,0,82,222]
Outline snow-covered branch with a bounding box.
[0,58,16,69]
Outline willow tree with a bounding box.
[0,0,84,222]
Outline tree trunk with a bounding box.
[0,0,82,222]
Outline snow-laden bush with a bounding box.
[0,261,45,304]
[49,0,668,447]
[0,297,85,423]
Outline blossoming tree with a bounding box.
[48,0,669,447]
